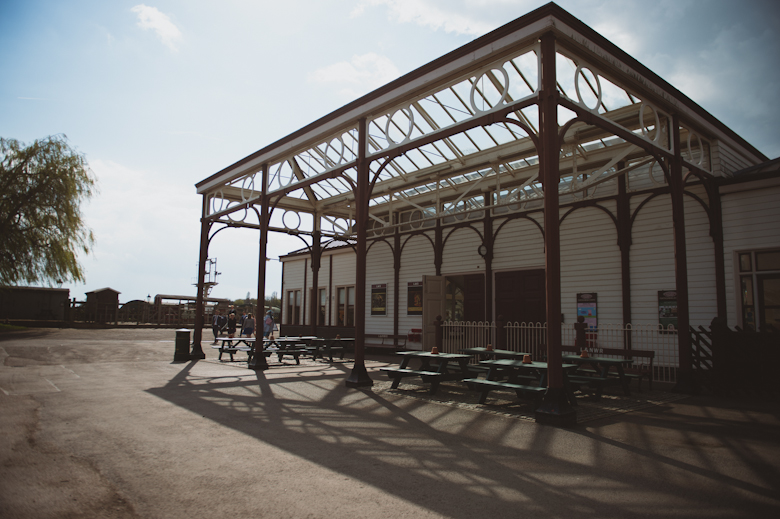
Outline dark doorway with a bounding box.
[494,269,546,323]
[444,274,485,322]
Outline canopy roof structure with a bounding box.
[196,3,765,240]
[191,3,768,420]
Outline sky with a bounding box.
[2,0,779,304]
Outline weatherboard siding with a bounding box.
[560,202,623,325]
[628,187,717,327]
[721,181,780,328]
[398,233,435,333]
[366,241,395,334]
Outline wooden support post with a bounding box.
[311,227,322,336]
[617,170,633,349]
[483,189,494,321]
[249,164,270,371]
[535,31,576,426]
[190,196,210,359]
[670,116,696,393]
[346,117,373,387]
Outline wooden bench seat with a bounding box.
[307,339,352,362]
[211,344,251,361]
[562,345,655,391]
[428,361,490,377]
[365,334,408,352]
[379,367,444,378]
[264,348,307,365]
[463,378,546,404]
[380,367,445,393]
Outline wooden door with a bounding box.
[463,274,485,322]
[422,275,446,349]
[494,269,546,324]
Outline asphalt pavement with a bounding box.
[1,328,779,518]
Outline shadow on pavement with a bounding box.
[145,359,780,518]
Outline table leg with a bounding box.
[391,356,412,389]
[456,359,471,379]
[616,365,631,395]
[562,371,578,407]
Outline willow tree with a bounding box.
[0,135,96,286]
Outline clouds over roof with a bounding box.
[309,53,401,98]
[131,4,182,51]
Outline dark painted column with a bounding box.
[670,116,696,393]
[535,31,576,426]
[346,117,373,387]
[707,180,727,320]
[190,195,210,359]
[483,190,494,320]
[434,219,443,276]
[302,258,308,326]
[393,215,401,342]
[617,170,633,348]
[249,164,270,370]
[311,227,322,336]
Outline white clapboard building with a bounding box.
[194,3,778,396]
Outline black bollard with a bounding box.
[174,328,191,361]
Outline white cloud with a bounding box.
[131,4,182,51]
[353,0,496,35]
[309,53,401,97]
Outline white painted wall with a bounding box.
[366,240,395,334]
[441,227,483,276]
[721,178,780,328]
[398,233,436,333]
[492,215,545,273]
[278,177,779,336]
[560,203,623,325]
[629,187,716,328]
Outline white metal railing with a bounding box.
[441,321,680,384]
[441,321,494,354]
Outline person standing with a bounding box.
[242,313,255,338]
[238,311,247,336]
[263,310,275,338]
[226,313,237,345]
[211,309,224,344]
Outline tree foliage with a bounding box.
[0,135,96,285]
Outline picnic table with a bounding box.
[379,351,473,394]
[465,359,579,405]
[460,347,530,360]
[212,337,311,364]
[562,354,633,397]
[307,338,354,362]
[263,336,315,364]
[212,337,255,361]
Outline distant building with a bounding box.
[0,287,70,321]
[85,288,120,323]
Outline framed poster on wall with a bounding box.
[407,282,423,316]
[577,293,598,330]
[658,290,678,330]
[371,284,387,316]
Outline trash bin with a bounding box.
[174,328,191,361]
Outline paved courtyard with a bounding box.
[1,328,779,518]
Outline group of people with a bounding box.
[211,305,276,344]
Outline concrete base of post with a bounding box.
[535,388,577,427]
[248,350,269,370]
[345,363,373,387]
